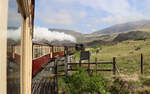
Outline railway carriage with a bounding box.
[53,46,65,57]
[7,42,76,76]
[32,43,52,75]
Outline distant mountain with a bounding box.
[47,20,150,43]
[85,40,112,47]
[48,28,85,41]
[113,31,150,42]
[91,20,150,35]
[85,30,150,47]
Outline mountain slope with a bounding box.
[92,20,150,35]
[113,31,150,42]
[85,30,150,47]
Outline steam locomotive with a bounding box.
[7,42,76,76]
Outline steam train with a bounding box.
[7,42,76,76]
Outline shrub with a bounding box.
[72,51,80,59]
[110,78,137,94]
[62,68,110,94]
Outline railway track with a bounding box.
[32,78,55,94]
[32,56,66,94]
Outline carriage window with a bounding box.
[55,47,56,52]
[34,46,39,58]
[40,46,42,56]
[38,46,40,57]
[7,0,21,93]
[48,47,50,53]
[42,46,44,56]
[41,46,43,56]
[44,47,46,55]
[45,46,47,55]
[49,47,51,53]
[46,47,49,53]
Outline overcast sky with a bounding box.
[35,0,150,33]
[8,0,21,27]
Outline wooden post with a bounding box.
[74,56,76,62]
[54,59,58,94]
[95,58,97,75]
[79,60,81,67]
[65,55,68,76]
[54,59,56,94]
[69,55,72,74]
[0,0,8,94]
[141,53,143,74]
[56,61,58,94]
[113,57,116,76]
[88,59,90,75]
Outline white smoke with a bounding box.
[7,27,76,43]
[33,27,76,43]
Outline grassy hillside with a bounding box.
[72,40,150,93]
[74,40,150,76]
[87,40,150,76]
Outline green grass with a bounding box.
[84,40,150,75]
[71,40,150,93]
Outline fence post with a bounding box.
[65,55,68,76]
[141,53,143,74]
[54,59,58,94]
[88,59,90,75]
[79,60,81,67]
[113,57,116,76]
[95,58,97,75]
[53,59,56,94]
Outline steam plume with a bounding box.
[7,27,76,43]
[33,27,76,43]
